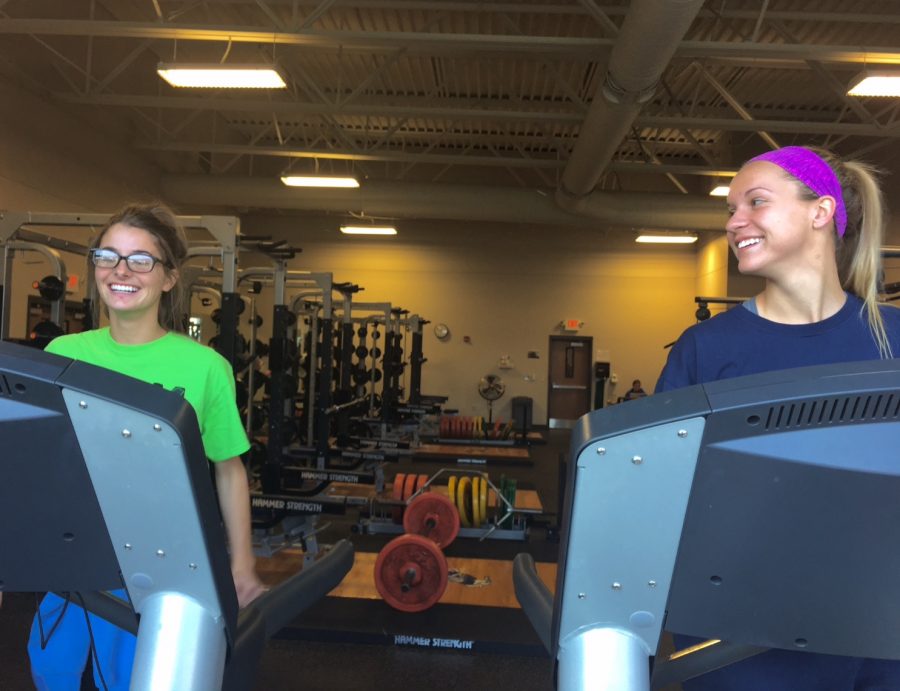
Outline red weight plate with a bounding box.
[403,472,418,501]
[391,472,407,524]
[415,474,429,494]
[403,492,460,549]
[373,534,448,612]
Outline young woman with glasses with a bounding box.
[27,203,266,690]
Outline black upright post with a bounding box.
[409,330,424,405]
[335,321,355,446]
[380,328,396,421]
[339,322,354,393]
[314,318,333,466]
[263,304,292,493]
[217,292,242,371]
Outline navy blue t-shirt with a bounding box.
[656,293,900,691]
[657,293,900,392]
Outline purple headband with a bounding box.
[748,146,847,237]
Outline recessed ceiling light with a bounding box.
[340,226,397,236]
[847,71,900,97]
[157,63,287,89]
[635,233,698,244]
[280,176,360,188]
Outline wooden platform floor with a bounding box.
[258,548,557,609]
[415,443,530,460]
[324,480,544,513]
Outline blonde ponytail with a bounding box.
[814,150,892,358]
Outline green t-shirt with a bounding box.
[46,328,249,462]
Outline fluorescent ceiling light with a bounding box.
[709,185,730,197]
[157,63,287,88]
[847,71,900,97]
[281,175,360,188]
[635,233,698,244]
[340,225,397,236]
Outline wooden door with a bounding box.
[547,336,592,429]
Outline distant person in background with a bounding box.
[622,379,647,401]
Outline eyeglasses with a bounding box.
[90,248,168,273]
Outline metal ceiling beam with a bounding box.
[159,175,728,230]
[53,92,587,123]
[138,140,740,176]
[95,38,154,92]
[636,115,899,138]
[576,0,619,37]
[1,19,900,64]
[59,92,899,138]
[692,62,780,150]
[253,0,287,30]
[0,19,614,55]
[297,0,340,30]
[108,1,900,25]
[138,141,565,167]
[765,19,881,147]
[677,41,900,65]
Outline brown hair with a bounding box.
[89,202,189,332]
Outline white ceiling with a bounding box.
[1,0,899,233]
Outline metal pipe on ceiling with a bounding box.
[557,0,706,215]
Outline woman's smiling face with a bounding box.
[725,160,823,279]
[93,223,177,323]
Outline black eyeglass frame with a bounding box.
[89,248,170,273]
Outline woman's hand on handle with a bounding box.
[214,456,267,608]
[232,567,269,608]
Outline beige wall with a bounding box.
[694,234,731,319]
[0,77,160,212]
[0,74,161,342]
[695,233,728,298]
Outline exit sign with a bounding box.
[564,319,582,330]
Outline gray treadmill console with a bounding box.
[0,340,238,690]
[551,359,900,690]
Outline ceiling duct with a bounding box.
[557,0,707,214]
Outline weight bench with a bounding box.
[0,341,354,690]
[514,359,900,689]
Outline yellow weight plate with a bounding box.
[456,476,471,527]
[448,475,457,506]
[471,476,481,527]
[479,475,488,526]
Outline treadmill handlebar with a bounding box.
[512,553,553,654]
[74,539,355,645]
[252,539,354,639]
